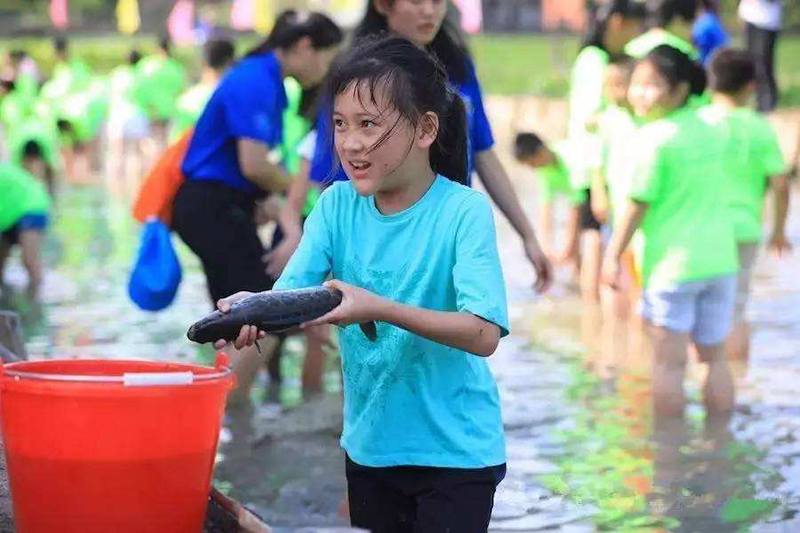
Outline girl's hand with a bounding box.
[601,253,622,291]
[301,280,388,328]
[523,238,553,294]
[767,232,792,258]
[213,292,267,350]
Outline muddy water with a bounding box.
[2,178,800,532]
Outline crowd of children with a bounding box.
[0,0,795,529]
[516,0,792,421]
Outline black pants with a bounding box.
[745,22,779,113]
[172,179,275,306]
[346,455,506,533]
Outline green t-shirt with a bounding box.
[170,82,215,142]
[7,117,61,170]
[281,78,311,175]
[627,107,738,288]
[534,141,586,206]
[134,55,187,121]
[625,28,699,59]
[596,105,639,224]
[0,163,50,232]
[700,104,786,243]
[41,59,92,102]
[568,46,609,190]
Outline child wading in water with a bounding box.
[215,37,508,531]
[603,45,738,419]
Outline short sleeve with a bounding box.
[463,67,495,153]
[452,193,509,336]
[627,135,664,204]
[221,72,279,146]
[274,185,336,291]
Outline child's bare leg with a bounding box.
[580,229,602,303]
[227,335,280,407]
[646,322,689,418]
[696,342,735,415]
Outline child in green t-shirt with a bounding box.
[513,133,583,278]
[590,55,639,318]
[0,162,50,300]
[702,48,790,366]
[603,45,738,419]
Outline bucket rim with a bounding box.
[1,357,232,385]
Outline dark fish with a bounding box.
[187,287,377,344]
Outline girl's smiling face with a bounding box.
[333,80,436,197]
[628,59,688,120]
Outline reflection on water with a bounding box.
[2,182,800,531]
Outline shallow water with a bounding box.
[2,180,800,532]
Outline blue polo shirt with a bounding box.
[310,59,494,186]
[182,52,287,194]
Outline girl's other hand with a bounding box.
[301,280,387,328]
[601,254,622,291]
[524,238,553,293]
[213,292,267,350]
[767,232,792,258]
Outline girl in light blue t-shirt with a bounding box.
[214,36,509,532]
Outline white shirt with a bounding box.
[739,0,783,31]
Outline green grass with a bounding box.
[2,33,800,105]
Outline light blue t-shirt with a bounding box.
[274,175,509,468]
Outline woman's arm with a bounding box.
[238,138,292,192]
[302,280,501,357]
[265,160,313,277]
[474,148,552,292]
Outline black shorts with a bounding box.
[346,455,506,533]
[172,179,275,306]
[578,188,602,231]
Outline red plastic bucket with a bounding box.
[0,354,234,533]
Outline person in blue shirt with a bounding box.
[172,10,342,403]
[214,37,508,531]
[284,0,551,295]
[693,0,729,64]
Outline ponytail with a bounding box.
[247,10,343,57]
[644,45,707,103]
[431,89,469,185]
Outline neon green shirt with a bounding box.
[134,55,187,121]
[0,163,50,232]
[170,82,215,142]
[568,46,608,190]
[625,28,699,59]
[627,107,737,288]
[534,141,586,206]
[7,118,61,170]
[41,59,92,102]
[700,104,786,243]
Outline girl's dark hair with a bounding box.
[204,38,236,70]
[647,0,698,28]
[644,44,707,99]
[247,10,343,57]
[354,0,471,83]
[582,0,646,51]
[326,36,469,184]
